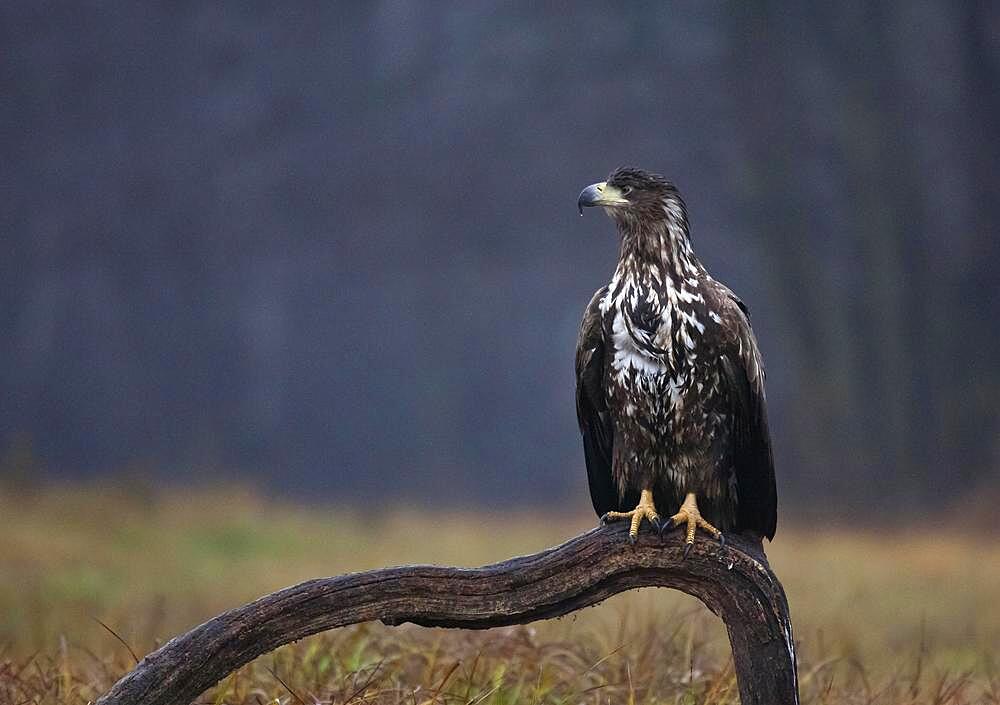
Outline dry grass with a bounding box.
[0,485,998,704]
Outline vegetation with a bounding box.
[1,485,998,704]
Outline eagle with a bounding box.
[575,167,776,550]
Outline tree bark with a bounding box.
[95,524,799,705]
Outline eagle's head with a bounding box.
[577,167,687,232]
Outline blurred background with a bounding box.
[2,2,999,512]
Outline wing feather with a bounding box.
[575,288,618,517]
[716,290,778,539]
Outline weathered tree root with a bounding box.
[96,524,798,705]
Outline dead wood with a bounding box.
[96,523,798,705]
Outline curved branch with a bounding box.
[96,524,799,705]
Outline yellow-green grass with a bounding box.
[1,485,997,704]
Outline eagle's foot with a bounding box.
[661,492,723,555]
[600,489,660,543]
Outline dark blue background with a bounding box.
[3,2,997,512]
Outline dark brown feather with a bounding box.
[575,287,619,516]
[715,289,777,539]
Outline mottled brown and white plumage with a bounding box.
[576,167,776,539]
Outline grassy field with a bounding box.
[1,485,998,704]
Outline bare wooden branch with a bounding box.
[95,524,799,705]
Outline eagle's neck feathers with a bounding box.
[614,198,698,282]
[601,197,708,373]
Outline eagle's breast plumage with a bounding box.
[600,253,735,518]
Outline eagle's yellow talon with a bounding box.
[665,492,722,546]
[600,489,660,539]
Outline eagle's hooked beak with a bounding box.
[577,182,629,215]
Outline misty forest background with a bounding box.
[2,2,998,516]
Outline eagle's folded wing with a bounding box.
[717,290,777,539]
[575,287,619,517]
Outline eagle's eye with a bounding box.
[621,185,633,196]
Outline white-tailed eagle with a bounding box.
[576,167,777,550]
